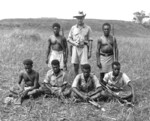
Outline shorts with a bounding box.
[48,50,64,69]
[71,46,88,65]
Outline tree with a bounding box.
[133,11,146,23]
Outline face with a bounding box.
[77,17,84,26]
[83,68,90,78]
[24,64,32,73]
[112,65,120,77]
[53,26,60,36]
[52,64,60,74]
[103,25,111,36]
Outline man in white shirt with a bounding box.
[102,61,134,103]
[67,11,93,77]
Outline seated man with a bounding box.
[101,61,135,104]
[72,64,102,102]
[10,59,40,104]
[39,59,71,98]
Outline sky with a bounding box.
[0,0,149,21]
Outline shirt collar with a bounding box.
[52,70,63,78]
[81,73,93,80]
[111,72,122,80]
[76,24,85,28]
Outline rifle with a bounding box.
[61,27,68,71]
[100,82,134,107]
[112,24,117,62]
[88,100,105,111]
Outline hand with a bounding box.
[97,62,102,69]
[46,59,49,64]
[21,90,28,98]
[88,51,92,59]
[83,95,90,101]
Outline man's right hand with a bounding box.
[97,62,102,69]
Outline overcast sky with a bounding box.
[0,0,149,21]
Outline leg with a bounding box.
[90,93,101,101]
[71,91,84,103]
[100,72,105,84]
[74,64,79,77]
[62,86,72,98]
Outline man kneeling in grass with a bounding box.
[39,59,71,98]
[101,61,135,104]
[9,59,40,104]
[72,64,102,102]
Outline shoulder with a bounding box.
[46,70,53,77]
[75,73,82,80]
[33,70,39,76]
[60,35,66,41]
[122,73,130,79]
[61,70,66,76]
[71,25,77,30]
[19,70,25,76]
[105,71,112,78]
[49,35,55,40]
[84,24,91,30]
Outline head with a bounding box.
[51,59,60,74]
[73,11,86,26]
[112,61,121,77]
[102,23,111,37]
[23,59,33,73]
[82,64,91,78]
[52,23,60,36]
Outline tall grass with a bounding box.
[0,20,150,121]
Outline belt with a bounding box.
[100,53,113,56]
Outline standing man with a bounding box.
[67,11,93,76]
[46,23,68,70]
[96,23,118,84]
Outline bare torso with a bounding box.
[100,35,114,54]
[50,35,64,51]
[21,70,38,87]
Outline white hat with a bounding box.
[73,11,86,18]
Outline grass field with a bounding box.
[0,18,150,121]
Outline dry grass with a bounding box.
[0,20,150,121]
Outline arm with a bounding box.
[128,81,135,103]
[96,39,102,68]
[46,38,51,64]
[72,75,88,100]
[18,72,24,90]
[88,75,102,97]
[67,27,78,46]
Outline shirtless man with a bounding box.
[18,59,40,103]
[96,23,118,84]
[46,23,68,70]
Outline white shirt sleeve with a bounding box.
[93,75,101,88]
[122,73,131,85]
[43,70,52,83]
[103,73,109,83]
[72,74,80,88]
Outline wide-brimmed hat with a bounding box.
[73,11,86,18]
